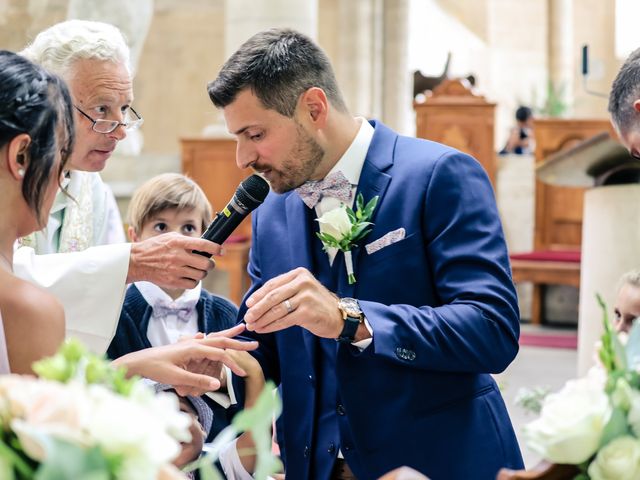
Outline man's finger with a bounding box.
[254,314,296,334]
[183,237,224,257]
[245,268,303,307]
[245,282,299,323]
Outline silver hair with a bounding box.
[621,269,640,289]
[20,19,131,79]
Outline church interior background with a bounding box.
[2,0,638,468]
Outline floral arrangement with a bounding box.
[316,193,378,284]
[0,339,191,480]
[522,296,640,480]
[0,340,282,480]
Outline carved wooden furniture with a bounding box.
[497,461,580,480]
[414,78,496,186]
[509,119,613,324]
[181,137,251,305]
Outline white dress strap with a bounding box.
[0,311,11,374]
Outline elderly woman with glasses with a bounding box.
[13,20,222,354]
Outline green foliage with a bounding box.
[0,431,36,479]
[192,381,283,480]
[532,80,569,118]
[33,338,137,396]
[34,436,111,480]
[514,386,551,415]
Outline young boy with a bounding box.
[614,269,640,334]
[107,173,239,448]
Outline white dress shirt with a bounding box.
[135,281,201,347]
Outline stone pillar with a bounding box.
[335,0,382,118]
[548,0,574,115]
[382,0,411,134]
[335,0,410,133]
[205,0,318,136]
[224,0,318,57]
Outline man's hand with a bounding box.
[112,324,258,396]
[243,267,344,338]
[126,232,222,289]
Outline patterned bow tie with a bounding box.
[295,171,352,209]
[152,299,197,323]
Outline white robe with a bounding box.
[14,171,130,353]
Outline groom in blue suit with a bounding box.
[208,28,524,480]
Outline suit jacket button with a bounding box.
[303,445,310,458]
[336,404,346,415]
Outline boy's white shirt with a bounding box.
[218,438,275,480]
[134,280,233,408]
[135,281,201,346]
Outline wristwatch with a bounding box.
[336,297,364,344]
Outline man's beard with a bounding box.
[268,123,324,193]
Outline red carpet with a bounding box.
[519,332,577,349]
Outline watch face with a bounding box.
[339,297,362,317]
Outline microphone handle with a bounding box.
[193,207,246,257]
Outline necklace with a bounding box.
[0,251,12,272]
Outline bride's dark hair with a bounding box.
[0,50,74,222]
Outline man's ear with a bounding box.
[299,87,328,127]
[127,225,139,242]
[633,99,640,113]
[6,134,31,180]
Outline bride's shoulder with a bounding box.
[0,272,64,327]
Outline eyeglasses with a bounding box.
[74,105,144,134]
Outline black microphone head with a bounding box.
[235,174,270,211]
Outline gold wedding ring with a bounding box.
[283,299,294,314]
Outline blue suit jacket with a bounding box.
[238,120,523,479]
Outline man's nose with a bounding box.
[108,123,127,141]
[236,140,256,169]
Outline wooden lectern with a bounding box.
[414,78,496,186]
[510,119,614,325]
[181,137,251,305]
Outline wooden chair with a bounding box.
[497,461,580,480]
[509,119,613,325]
[181,137,252,306]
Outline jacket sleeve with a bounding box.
[357,151,520,374]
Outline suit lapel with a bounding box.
[337,120,394,298]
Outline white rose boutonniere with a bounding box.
[316,193,378,284]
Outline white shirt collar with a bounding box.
[326,117,374,187]
[135,281,202,308]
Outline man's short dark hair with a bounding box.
[515,106,532,123]
[609,47,640,133]
[207,28,348,117]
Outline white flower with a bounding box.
[626,388,640,437]
[0,375,191,480]
[523,376,611,464]
[316,206,352,241]
[588,435,640,480]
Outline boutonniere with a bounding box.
[316,193,379,284]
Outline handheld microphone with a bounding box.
[195,174,270,256]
